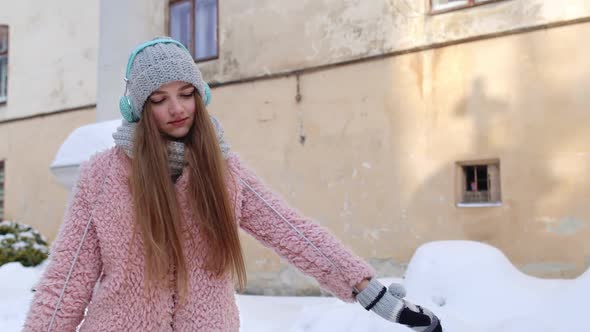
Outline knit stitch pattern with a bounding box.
[127,39,207,120]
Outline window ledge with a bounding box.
[430,0,508,16]
[456,202,502,208]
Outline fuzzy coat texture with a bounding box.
[22,147,375,331]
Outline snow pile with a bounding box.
[50,120,119,169]
[404,241,578,331]
[273,241,587,332]
[0,262,47,331]
[1,241,588,331]
[260,277,410,332]
[49,120,120,188]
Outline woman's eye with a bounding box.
[150,98,164,104]
[181,89,195,98]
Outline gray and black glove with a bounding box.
[356,279,443,332]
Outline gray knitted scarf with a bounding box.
[112,115,230,176]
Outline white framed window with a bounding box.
[431,0,504,14]
[456,160,501,207]
[0,25,8,104]
[169,0,218,62]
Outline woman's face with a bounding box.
[147,81,196,138]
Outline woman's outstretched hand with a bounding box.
[356,279,443,332]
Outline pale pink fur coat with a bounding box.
[23,147,375,331]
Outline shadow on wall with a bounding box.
[403,30,590,278]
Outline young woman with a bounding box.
[23,38,442,332]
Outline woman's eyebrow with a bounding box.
[151,84,194,96]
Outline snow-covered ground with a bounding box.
[1,241,586,331]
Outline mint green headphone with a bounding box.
[119,38,212,123]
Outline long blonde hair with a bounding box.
[130,91,246,302]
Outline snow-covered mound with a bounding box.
[0,262,47,331]
[403,241,581,331]
[49,120,119,188]
[1,241,587,331]
[286,241,588,332]
[51,120,119,169]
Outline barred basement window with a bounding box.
[169,0,219,62]
[431,0,506,14]
[0,161,4,219]
[456,160,501,207]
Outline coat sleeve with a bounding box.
[228,154,375,302]
[22,157,104,332]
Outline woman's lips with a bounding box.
[169,118,188,127]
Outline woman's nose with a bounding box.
[168,97,183,115]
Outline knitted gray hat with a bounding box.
[126,37,208,120]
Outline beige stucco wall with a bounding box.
[0,0,98,237]
[36,0,589,294]
[0,109,95,240]
[0,0,98,121]
[97,0,590,120]
[199,0,590,83]
[208,21,590,293]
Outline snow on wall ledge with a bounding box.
[50,120,120,189]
